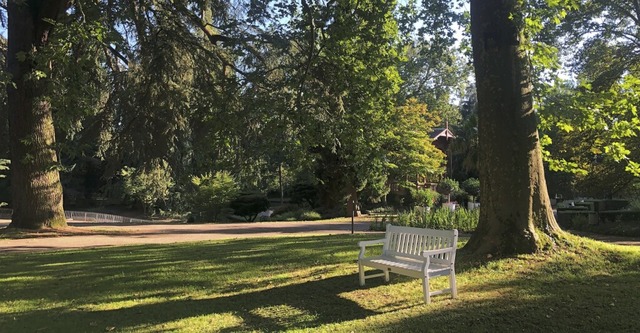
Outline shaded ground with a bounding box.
[0,218,375,253]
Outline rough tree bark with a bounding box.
[7,0,69,229]
[464,0,563,256]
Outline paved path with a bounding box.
[2,219,639,254]
[0,219,374,253]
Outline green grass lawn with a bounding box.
[1,234,639,332]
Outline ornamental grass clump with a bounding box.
[375,207,479,232]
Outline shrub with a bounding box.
[189,171,239,222]
[273,211,299,221]
[367,206,396,214]
[230,193,270,222]
[290,183,318,208]
[273,209,322,221]
[374,207,479,233]
[120,160,174,216]
[451,189,469,206]
[570,214,589,229]
[461,178,480,201]
[299,210,322,220]
[436,178,460,202]
[410,188,439,208]
[272,204,300,216]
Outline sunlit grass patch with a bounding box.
[0,234,639,332]
[130,312,245,333]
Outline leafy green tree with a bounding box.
[121,161,175,216]
[450,86,480,179]
[190,171,239,221]
[395,0,470,125]
[540,79,640,197]
[286,0,403,215]
[558,0,640,91]
[465,0,562,256]
[387,99,446,182]
[291,183,318,208]
[537,0,640,183]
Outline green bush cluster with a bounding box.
[229,193,270,222]
[120,161,174,216]
[367,206,395,214]
[564,213,640,237]
[189,171,239,222]
[461,178,480,200]
[410,188,439,208]
[273,209,322,221]
[371,207,479,233]
[436,178,459,197]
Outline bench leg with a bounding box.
[422,275,431,304]
[450,269,457,299]
[384,268,390,282]
[359,262,365,286]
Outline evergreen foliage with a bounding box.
[290,183,318,208]
[190,171,239,222]
[229,193,270,222]
[461,178,480,200]
[120,161,175,216]
[436,178,459,197]
[5,0,638,228]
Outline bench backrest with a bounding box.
[383,224,458,264]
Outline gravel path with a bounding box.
[0,219,375,253]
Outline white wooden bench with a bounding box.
[358,224,458,304]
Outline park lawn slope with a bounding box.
[0,234,639,332]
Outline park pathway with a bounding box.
[2,219,639,254]
[0,219,374,253]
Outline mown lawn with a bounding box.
[1,234,639,332]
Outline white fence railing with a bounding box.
[0,208,151,223]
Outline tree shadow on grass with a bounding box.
[4,235,638,332]
[2,274,386,332]
[0,235,393,332]
[367,248,640,333]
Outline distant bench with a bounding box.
[357,224,458,304]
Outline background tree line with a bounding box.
[1,0,639,251]
[0,0,470,228]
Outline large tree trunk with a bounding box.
[464,0,563,256]
[6,1,69,229]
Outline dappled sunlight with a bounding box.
[131,312,244,333]
[1,235,639,332]
[250,305,319,328]
[77,296,178,312]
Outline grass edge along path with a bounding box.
[1,234,639,332]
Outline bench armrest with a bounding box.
[358,239,386,247]
[421,247,456,271]
[358,239,386,259]
[421,247,456,258]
